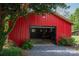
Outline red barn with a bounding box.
[8,12,73,46]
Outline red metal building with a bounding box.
[8,12,73,46]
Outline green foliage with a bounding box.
[29,3,68,13]
[0,30,6,51]
[21,40,33,49]
[58,36,76,46]
[0,47,22,56]
[0,4,21,51]
[1,4,20,15]
[0,4,24,52]
[69,8,79,31]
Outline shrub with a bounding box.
[58,36,76,46]
[0,47,22,56]
[21,40,33,49]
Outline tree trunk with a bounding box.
[0,3,29,51]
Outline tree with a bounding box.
[69,8,79,31]
[0,3,29,51]
[29,3,69,13]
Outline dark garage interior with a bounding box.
[30,26,56,44]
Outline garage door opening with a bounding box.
[30,26,56,44]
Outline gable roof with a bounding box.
[50,12,73,25]
[28,12,73,25]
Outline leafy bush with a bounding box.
[68,37,76,46]
[58,36,76,46]
[0,47,22,56]
[21,40,33,49]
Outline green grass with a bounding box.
[0,47,22,56]
[72,36,79,44]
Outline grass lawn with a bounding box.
[72,36,79,44]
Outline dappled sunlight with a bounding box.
[72,36,79,44]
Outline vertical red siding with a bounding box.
[8,16,29,46]
[8,13,72,46]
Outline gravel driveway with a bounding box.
[24,44,79,56]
